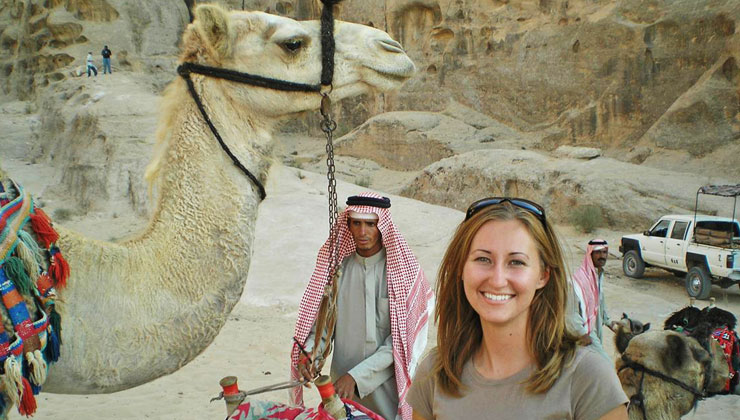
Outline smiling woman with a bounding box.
[407,198,629,420]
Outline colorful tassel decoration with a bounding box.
[2,258,33,296]
[35,274,53,298]
[3,357,22,408]
[28,208,58,249]
[25,351,47,386]
[16,231,42,268]
[44,329,60,363]
[49,307,62,345]
[2,359,20,408]
[18,377,36,416]
[48,247,69,289]
[14,241,39,283]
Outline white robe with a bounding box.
[306,249,398,420]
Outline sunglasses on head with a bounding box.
[465,197,546,223]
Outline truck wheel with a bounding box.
[623,250,645,278]
[686,266,712,300]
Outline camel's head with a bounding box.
[616,330,730,420]
[180,4,415,118]
[610,313,650,354]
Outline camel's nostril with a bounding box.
[377,38,405,54]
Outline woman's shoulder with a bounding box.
[567,346,629,416]
[568,346,622,387]
[573,345,611,365]
[415,349,439,377]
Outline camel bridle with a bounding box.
[618,354,708,420]
[176,0,343,201]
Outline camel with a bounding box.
[1,2,414,410]
[613,310,734,419]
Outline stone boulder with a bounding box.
[554,145,601,160]
[334,103,538,171]
[400,149,734,229]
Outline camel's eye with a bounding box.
[283,38,303,52]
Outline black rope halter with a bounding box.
[618,354,708,420]
[176,0,343,201]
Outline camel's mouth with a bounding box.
[365,62,416,85]
[371,67,415,82]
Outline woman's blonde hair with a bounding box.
[433,201,577,396]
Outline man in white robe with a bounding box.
[291,193,433,420]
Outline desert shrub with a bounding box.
[52,208,73,222]
[284,156,305,169]
[570,205,604,233]
[356,175,371,187]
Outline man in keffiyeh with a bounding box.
[567,239,612,357]
[291,192,434,420]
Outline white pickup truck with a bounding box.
[620,214,740,299]
[619,184,740,299]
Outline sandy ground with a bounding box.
[0,164,723,419]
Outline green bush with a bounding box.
[570,205,604,233]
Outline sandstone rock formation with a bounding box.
[400,148,731,229]
[0,0,188,99]
[334,0,740,179]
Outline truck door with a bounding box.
[665,220,689,271]
[642,219,672,265]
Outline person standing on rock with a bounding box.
[568,239,612,357]
[291,192,434,420]
[86,52,98,77]
[101,45,112,74]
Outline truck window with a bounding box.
[650,219,671,237]
[696,220,740,236]
[671,221,689,240]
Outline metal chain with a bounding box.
[320,92,339,276]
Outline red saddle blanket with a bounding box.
[712,326,740,392]
[227,398,385,420]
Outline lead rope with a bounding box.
[310,0,341,377]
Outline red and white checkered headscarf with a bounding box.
[572,239,607,334]
[290,192,433,420]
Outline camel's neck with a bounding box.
[145,89,269,297]
[47,78,274,393]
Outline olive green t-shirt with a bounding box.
[407,346,627,420]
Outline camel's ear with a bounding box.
[662,334,689,372]
[194,4,233,59]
